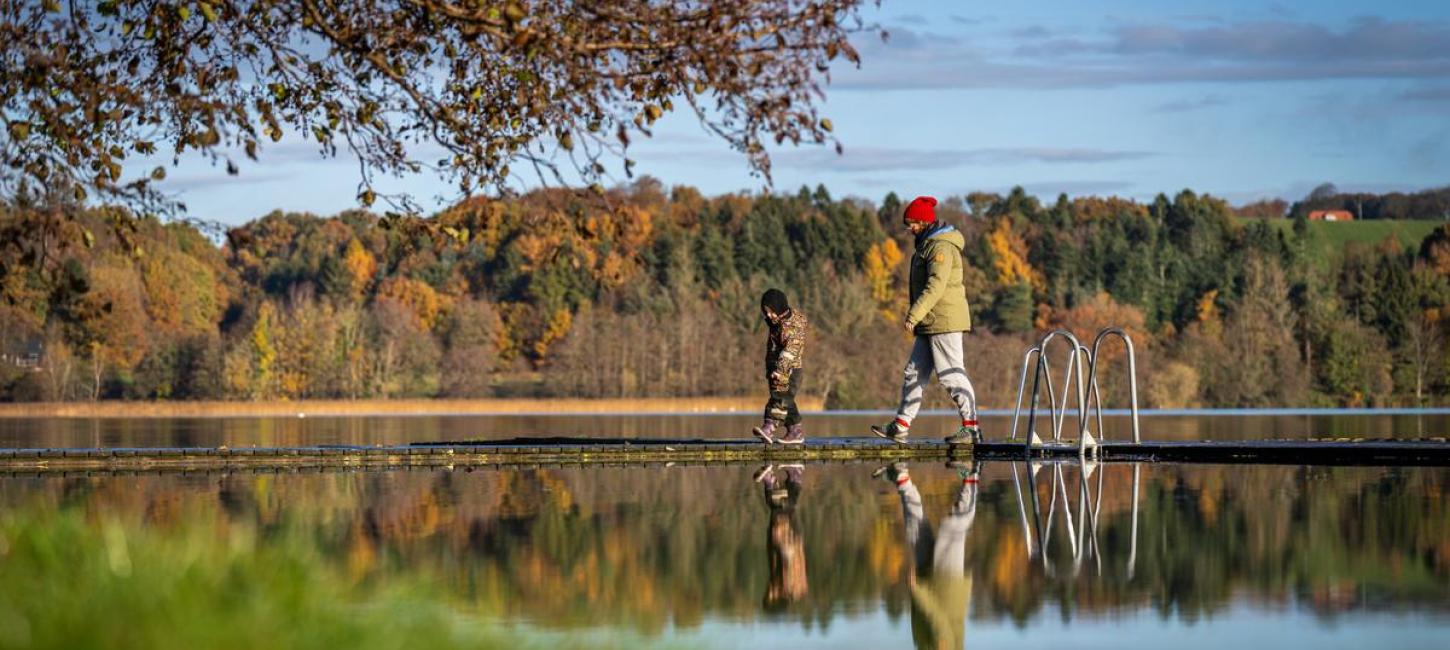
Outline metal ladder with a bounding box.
[1007,327,1142,458]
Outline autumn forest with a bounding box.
[2,181,1449,408]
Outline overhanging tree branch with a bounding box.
[0,0,878,218]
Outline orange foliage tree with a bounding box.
[862,238,903,323]
[985,218,1041,291]
[341,239,378,304]
[376,277,442,331]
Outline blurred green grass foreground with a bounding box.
[0,509,659,650]
[0,510,495,649]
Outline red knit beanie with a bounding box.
[904,196,938,223]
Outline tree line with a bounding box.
[1291,184,1450,221]
[2,179,1449,407]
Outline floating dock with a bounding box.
[984,438,1450,466]
[0,436,1446,474]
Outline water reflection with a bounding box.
[755,464,808,611]
[0,461,1446,647]
[1012,461,1111,578]
[876,461,979,649]
[2,411,1447,449]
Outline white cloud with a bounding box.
[834,16,1450,90]
[773,146,1158,172]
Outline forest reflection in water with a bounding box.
[1,458,1446,648]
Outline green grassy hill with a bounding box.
[1241,218,1443,252]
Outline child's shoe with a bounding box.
[777,423,805,445]
[752,420,778,444]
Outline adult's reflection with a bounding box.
[875,461,978,650]
[754,463,808,611]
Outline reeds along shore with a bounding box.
[0,396,827,419]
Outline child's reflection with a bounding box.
[754,463,808,611]
[874,461,978,650]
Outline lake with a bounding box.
[0,413,1446,649]
[2,409,1448,449]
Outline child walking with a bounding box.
[753,289,809,445]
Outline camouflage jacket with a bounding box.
[765,309,809,386]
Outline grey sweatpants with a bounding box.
[895,332,979,425]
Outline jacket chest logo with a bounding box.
[914,248,946,264]
[913,251,944,266]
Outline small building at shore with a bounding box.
[1308,209,1355,221]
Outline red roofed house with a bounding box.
[1308,209,1354,221]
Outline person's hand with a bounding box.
[902,318,916,333]
[770,371,788,390]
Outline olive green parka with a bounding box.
[906,223,972,335]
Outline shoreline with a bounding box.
[0,396,827,419]
[0,399,1445,419]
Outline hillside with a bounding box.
[1241,217,1442,252]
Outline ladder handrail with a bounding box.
[1024,330,1088,450]
[1079,344,1102,451]
[1009,347,1042,441]
[1049,348,1071,441]
[1050,332,1090,440]
[1054,345,1095,441]
[1084,327,1142,444]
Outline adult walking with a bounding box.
[872,196,982,445]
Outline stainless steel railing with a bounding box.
[1008,327,1143,457]
[1085,327,1141,444]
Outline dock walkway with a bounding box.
[0,436,1446,474]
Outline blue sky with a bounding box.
[159,0,1450,224]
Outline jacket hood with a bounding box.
[916,223,965,251]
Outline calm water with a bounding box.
[0,410,1447,449]
[1,415,1447,648]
